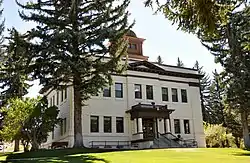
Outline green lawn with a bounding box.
[0,148,249,163]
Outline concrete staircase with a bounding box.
[153,133,183,148]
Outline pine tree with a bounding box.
[17,0,133,148]
[156,55,163,64]
[199,3,250,149]
[193,61,211,123]
[0,28,32,151]
[176,57,184,67]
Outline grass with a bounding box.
[0,148,249,163]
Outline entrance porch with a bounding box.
[126,102,174,142]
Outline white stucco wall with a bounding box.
[41,63,205,148]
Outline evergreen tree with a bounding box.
[0,28,32,103]
[144,0,232,33]
[176,57,184,67]
[0,0,4,45]
[208,69,225,125]
[156,55,163,64]
[199,3,250,149]
[0,28,32,151]
[193,61,211,123]
[17,0,133,148]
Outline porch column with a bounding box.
[134,118,137,134]
[138,118,143,133]
[138,118,143,139]
[165,119,171,133]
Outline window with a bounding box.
[60,118,66,136]
[115,83,123,98]
[184,120,190,134]
[64,88,67,99]
[104,116,112,133]
[181,89,188,103]
[116,117,124,133]
[90,116,99,132]
[146,85,153,100]
[162,87,169,101]
[103,87,111,97]
[129,43,137,49]
[52,95,55,106]
[56,91,59,105]
[174,119,181,134]
[134,84,142,99]
[61,90,63,102]
[172,88,178,102]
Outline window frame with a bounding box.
[146,85,153,100]
[61,90,63,102]
[90,116,99,133]
[103,86,111,97]
[134,84,142,99]
[181,89,188,103]
[56,91,59,105]
[104,116,112,133]
[115,83,123,98]
[116,117,124,133]
[171,88,178,102]
[174,119,181,134]
[184,120,190,134]
[64,88,67,100]
[162,87,169,101]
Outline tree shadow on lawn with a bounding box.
[2,148,127,163]
[2,154,109,163]
[231,150,250,157]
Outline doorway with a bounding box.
[142,118,155,139]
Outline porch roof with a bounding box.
[126,102,175,120]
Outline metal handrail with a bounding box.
[159,132,198,148]
[89,140,130,148]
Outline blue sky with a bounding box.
[2,0,222,98]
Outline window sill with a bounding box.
[115,98,124,101]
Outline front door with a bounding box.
[142,118,155,139]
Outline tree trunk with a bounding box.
[73,75,84,148]
[14,139,19,152]
[235,137,241,148]
[30,141,39,151]
[241,111,250,150]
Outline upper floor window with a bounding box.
[103,86,111,97]
[146,85,153,100]
[64,88,67,99]
[171,88,178,102]
[162,87,169,101]
[181,89,188,103]
[115,83,123,98]
[184,120,190,134]
[174,119,181,134]
[90,116,99,132]
[56,91,59,105]
[61,90,63,102]
[128,43,137,50]
[134,84,142,99]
